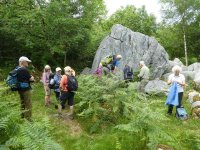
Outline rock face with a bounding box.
[91,24,170,79]
[81,67,91,75]
[144,79,169,95]
[187,63,200,84]
[188,63,200,72]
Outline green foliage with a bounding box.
[0,0,106,68]
[157,0,200,64]
[75,75,200,149]
[0,83,62,149]
[6,118,62,150]
[102,5,157,36]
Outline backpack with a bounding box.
[48,73,55,89]
[95,67,103,75]
[127,67,133,77]
[101,55,115,67]
[67,75,78,92]
[176,106,188,120]
[6,67,20,91]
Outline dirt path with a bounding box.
[61,114,82,136]
[51,113,82,137]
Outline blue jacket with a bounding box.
[54,74,61,92]
[165,82,179,106]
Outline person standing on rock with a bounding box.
[111,54,122,74]
[138,61,150,93]
[167,65,185,115]
[100,54,122,75]
[17,56,35,120]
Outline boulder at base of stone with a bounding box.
[166,58,186,73]
[194,70,200,83]
[163,71,195,82]
[187,62,200,72]
[188,91,200,103]
[81,67,91,75]
[144,79,169,95]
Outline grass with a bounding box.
[0,78,200,150]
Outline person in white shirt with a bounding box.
[167,65,185,115]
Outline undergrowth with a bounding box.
[0,74,200,150]
[0,83,62,150]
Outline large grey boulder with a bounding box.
[188,63,200,72]
[144,79,169,95]
[194,70,200,83]
[91,24,170,79]
[182,71,196,81]
[187,62,200,84]
[173,58,184,67]
[81,67,91,75]
[163,71,196,82]
[166,58,187,73]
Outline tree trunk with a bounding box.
[183,27,188,66]
[64,51,67,67]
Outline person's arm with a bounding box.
[177,76,185,87]
[25,69,34,82]
[29,76,35,82]
[42,73,47,85]
[167,75,172,85]
[60,75,67,91]
[138,68,144,78]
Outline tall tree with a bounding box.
[102,5,157,36]
[160,0,200,66]
[0,0,106,68]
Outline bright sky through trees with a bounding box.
[104,0,162,22]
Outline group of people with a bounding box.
[14,55,186,121]
[14,56,77,120]
[41,65,76,118]
[95,54,186,116]
[95,54,150,92]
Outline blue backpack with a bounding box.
[176,106,188,120]
[6,67,20,91]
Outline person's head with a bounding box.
[139,61,145,68]
[116,54,122,60]
[172,65,182,76]
[56,67,62,75]
[64,66,72,75]
[19,56,31,67]
[44,65,51,73]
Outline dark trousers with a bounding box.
[54,91,60,101]
[168,92,183,114]
[18,90,32,120]
[60,91,75,109]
